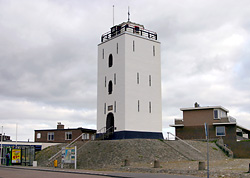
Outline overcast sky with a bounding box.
[1,0,250,141]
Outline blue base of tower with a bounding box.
[96,131,163,140]
[113,131,163,140]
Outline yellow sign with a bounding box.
[12,149,21,164]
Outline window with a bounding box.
[138,100,140,112]
[108,81,113,94]
[214,109,219,119]
[104,103,106,114]
[102,49,104,59]
[105,76,107,87]
[47,132,54,141]
[149,102,152,113]
[65,132,72,140]
[149,75,151,86]
[133,40,135,52]
[82,133,89,140]
[37,133,41,139]
[108,54,113,67]
[117,43,118,54]
[137,73,139,84]
[114,101,116,113]
[114,73,116,85]
[91,134,95,140]
[216,126,225,136]
[153,46,155,56]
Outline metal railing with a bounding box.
[167,132,202,153]
[96,126,114,140]
[48,133,84,163]
[101,25,157,42]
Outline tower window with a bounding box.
[102,49,104,59]
[114,73,116,85]
[104,103,106,114]
[138,100,140,112]
[153,46,155,56]
[149,75,152,86]
[117,43,118,54]
[109,54,113,67]
[108,81,113,94]
[114,101,116,113]
[137,73,139,84]
[133,40,135,52]
[105,76,107,87]
[149,102,152,113]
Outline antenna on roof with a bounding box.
[113,5,115,26]
[128,6,130,22]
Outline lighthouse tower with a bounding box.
[97,20,163,139]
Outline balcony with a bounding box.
[213,116,237,125]
[101,22,157,43]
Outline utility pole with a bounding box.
[204,123,210,178]
[0,126,3,165]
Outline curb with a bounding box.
[0,165,131,178]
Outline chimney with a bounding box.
[194,102,200,108]
[57,122,64,129]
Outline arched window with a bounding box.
[108,81,113,94]
[108,54,113,67]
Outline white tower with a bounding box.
[97,21,162,139]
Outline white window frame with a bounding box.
[216,126,226,136]
[65,132,72,140]
[47,132,54,141]
[82,133,90,140]
[37,133,41,139]
[214,109,220,119]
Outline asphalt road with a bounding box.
[0,166,199,178]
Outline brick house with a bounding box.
[170,104,250,158]
[34,123,96,143]
[0,134,11,141]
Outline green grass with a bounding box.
[239,139,250,142]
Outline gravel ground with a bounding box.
[102,159,250,178]
[35,140,250,177]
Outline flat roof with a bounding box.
[35,128,96,132]
[180,106,229,112]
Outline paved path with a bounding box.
[0,166,199,178]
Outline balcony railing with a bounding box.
[101,23,157,42]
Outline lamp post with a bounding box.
[0,126,3,166]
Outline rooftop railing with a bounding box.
[101,24,157,42]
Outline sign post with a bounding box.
[204,123,209,178]
[61,146,77,169]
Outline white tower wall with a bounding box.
[97,22,162,139]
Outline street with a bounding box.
[0,166,199,178]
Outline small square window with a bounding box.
[216,126,225,136]
[37,133,41,139]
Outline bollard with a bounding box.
[154,160,160,168]
[198,161,205,170]
[124,159,130,166]
[54,160,58,168]
[33,161,37,167]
